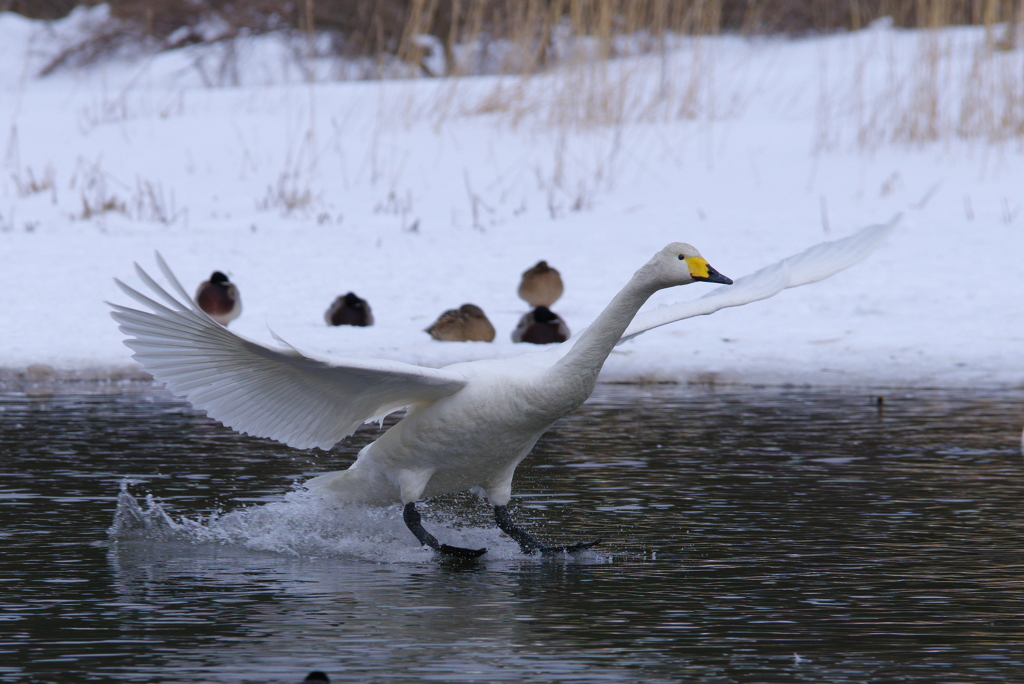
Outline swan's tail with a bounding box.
[304,463,398,506]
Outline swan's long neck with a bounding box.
[549,269,659,394]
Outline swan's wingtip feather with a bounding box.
[862,212,901,242]
[113,277,140,299]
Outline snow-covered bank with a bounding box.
[1,11,1022,389]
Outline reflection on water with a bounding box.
[2,384,1024,682]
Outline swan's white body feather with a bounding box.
[109,217,896,508]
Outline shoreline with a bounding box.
[2,362,1021,392]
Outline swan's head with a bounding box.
[646,242,733,289]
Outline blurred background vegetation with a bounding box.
[5,1,1022,32]
[4,0,1019,87]
[4,1,1021,143]
[4,1,1022,75]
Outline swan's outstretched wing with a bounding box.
[618,215,900,343]
[109,255,467,451]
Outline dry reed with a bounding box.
[30,1,1024,77]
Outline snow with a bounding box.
[1,8,1022,389]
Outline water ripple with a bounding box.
[2,384,1023,682]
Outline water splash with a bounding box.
[107,479,182,541]
[107,479,529,562]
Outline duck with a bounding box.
[425,304,495,342]
[109,218,896,558]
[325,292,374,327]
[518,260,564,307]
[303,673,329,684]
[512,305,571,344]
[194,271,241,326]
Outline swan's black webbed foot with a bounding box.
[494,505,601,555]
[404,502,487,558]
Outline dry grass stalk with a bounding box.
[258,172,316,214]
[12,165,56,199]
[132,178,186,224]
[78,194,126,220]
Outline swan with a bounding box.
[109,217,897,557]
[425,304,496,342]
[512,305,571,344]
[195,271,241,326]
[518,260,564,307]
[325,292,374,327]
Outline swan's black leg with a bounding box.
[403,502,486,558]
[494,505,601,555]
[493,504,544,552]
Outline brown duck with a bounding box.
[517,260,564,307]
[425,304,495,342]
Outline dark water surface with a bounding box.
[2,384,1023,683]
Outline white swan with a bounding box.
[109,217,897,557]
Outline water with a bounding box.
[2,384,1023,682]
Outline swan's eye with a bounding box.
[677,254,685,260]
